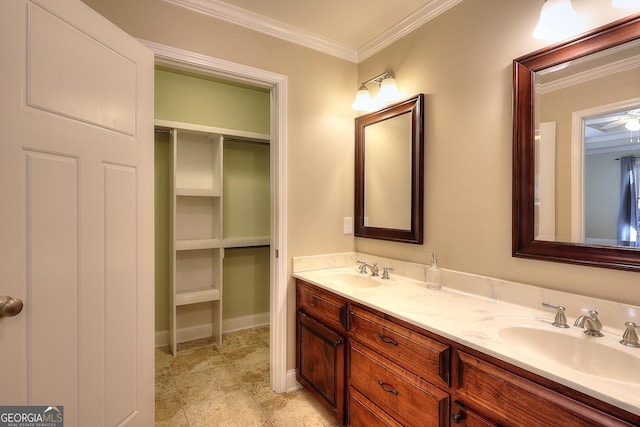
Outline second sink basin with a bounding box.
[498,326,640,383]
[322,272,381,288]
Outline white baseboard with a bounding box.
[286,369,302,393]
[223,312,270,333]
[155,330,170,348]
[155,311,270,347]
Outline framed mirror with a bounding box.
[513,14,640,271]
[355,94,424,244]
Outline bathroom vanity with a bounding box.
[293,257,640,427]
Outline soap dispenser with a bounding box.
[426,252,442,290]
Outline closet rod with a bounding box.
[225,244,271,250]
[224,137,269,146]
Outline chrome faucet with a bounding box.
[357,261,379,276]
[541,302,569,328]
[381,266,393,280]
[620,322,640,348]
[574,310,603,337]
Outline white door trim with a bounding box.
[139,39,288,393]
[571,97,640,243]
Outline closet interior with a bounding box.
[153,67,271,356]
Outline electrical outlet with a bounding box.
[343,217,353,234]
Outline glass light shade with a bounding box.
[533,0,582,41]
[612,0,640,8]
[625,118,640,131]
[352,88,373,111]
[376,77,400,104]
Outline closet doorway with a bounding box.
[145,40,288,393]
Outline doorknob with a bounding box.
[0,296,24,318]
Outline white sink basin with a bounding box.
[498,326,640,383]
[322,272,381,288]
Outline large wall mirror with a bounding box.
[513,14,640,271]
[355,94,424,244]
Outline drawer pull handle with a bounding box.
[377,333,398,346]
[377,380,398,395]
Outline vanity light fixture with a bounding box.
[352,70,400,111]
[533,0,583,41]
[612,0,640,8]
[625,118,640,131]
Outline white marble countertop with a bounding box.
[293,259,640,417]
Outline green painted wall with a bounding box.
[223,140,270,238]
[154,67,270,333]
[223,247,270,319]
[155,67,270,133]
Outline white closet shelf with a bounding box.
[155,119,270,142]
[176,188,221,197]
[176,238,222,250]
[175,288,221,306]
[223,236,270,248]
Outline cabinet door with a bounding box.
[296,310,345,423]
[451,401,498,427]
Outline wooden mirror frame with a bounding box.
[513,14,640,272]
[355,94,424,244]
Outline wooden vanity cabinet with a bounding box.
[450,401,498,427]
[296,280,349,423]
[453,350,638,427]
[294,279,640,427]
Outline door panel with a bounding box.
[26,151,79,414]
[27,3,137,135]
[0,0,154,425]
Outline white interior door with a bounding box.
[0,0,154,425]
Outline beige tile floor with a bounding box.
[155,326,341,426]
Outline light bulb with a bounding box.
[376,76,400,104]
[533,0,583,41]
[625,118,640,131]
[612,0,640,8]
[352,87,373,111]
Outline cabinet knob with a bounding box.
[452,412,464,424]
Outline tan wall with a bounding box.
[81,0,356,367]
[356,0,640,307]
[83,0,640,373]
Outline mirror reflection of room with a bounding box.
[534,37,640,247]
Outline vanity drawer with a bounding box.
[348,387,403,427]
[349,341,449,427]
[455,351,635,427]
[296,280,348,332]
[350,305,449,386]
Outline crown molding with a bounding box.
[536,53,640,95]
[161,0,462,63]
[357,0,464,62]
[161,0,357,62]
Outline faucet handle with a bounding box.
[541,302,570,328]
[381,266,393,280]
[371,263,379,276]
[356,260,367,274]
[620,322,640,348]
